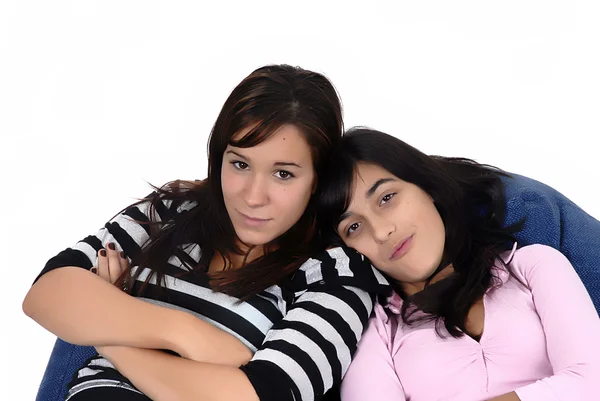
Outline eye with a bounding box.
[231,161,249,170]
[380,192,396,206]
[274,170,295,180]
[346,222,361,237]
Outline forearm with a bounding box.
[169,316,254,366]
[24,266,252,365]
[23,267,183,349]
[100,346,259,401]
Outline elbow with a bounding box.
[22,286,40,319]
[235,346,253,367]
[22,285,53,330]
[22,272,54,320]
[22,267,70,320]
[22,270,63,324]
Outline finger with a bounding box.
[119,251,131,290]
[119,251,129,274]
[106,243,123,283]
[97,249,111,282]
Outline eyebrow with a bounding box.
[225,150,302,168]
[338,211,353,224]
[366,178,396,198]
[337,177,397,225]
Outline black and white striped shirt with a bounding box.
[38,195,389,401]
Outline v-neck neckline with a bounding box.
[465,294,488,344]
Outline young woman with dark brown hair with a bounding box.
[23,65,385,401]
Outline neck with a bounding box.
[208,241,266,273]
[230,244,265,267]
[401,264,455,296]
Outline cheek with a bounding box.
[349,240,378,264]
[277,181,312,208]
[416,205,446,267]
[427,207,446,249]
[221,170,242,198]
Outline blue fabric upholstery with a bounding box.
[502,174,600,311]
[35,340,95,401]
[35,173,600,400]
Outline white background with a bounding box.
[2,0,599,398]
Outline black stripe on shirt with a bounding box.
[291,300,356,357]
[79,234,103,253]
[262,339,324,398]
[274,319,342,386]
[241,359,299,401]
[132,281,267,349]
[105,221,144,260]
[123,206,152,237]
[34,248,94,283]
[158,263,284,324]
[318,251,340,284]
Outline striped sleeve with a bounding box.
[240,246,389,401]
[34,193,197,283]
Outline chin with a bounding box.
[235,231,276,248]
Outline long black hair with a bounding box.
[118,65,344,299]
[318,128,524,337]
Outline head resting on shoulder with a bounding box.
[318,127,521,337]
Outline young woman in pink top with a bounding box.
[318,128,600,401]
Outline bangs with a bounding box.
[317,149,359,234]
[230,116,297,149]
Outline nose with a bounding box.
[372,217,395,244]
[244,175,268,208]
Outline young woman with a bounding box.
[318,128,600,401]
[22,66,386,401]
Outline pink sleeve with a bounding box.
[512,245,600,401]
[340,304,405,401]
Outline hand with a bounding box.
[91,243,131,290]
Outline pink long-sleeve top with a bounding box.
[340,244,600,401]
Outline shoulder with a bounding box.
[131,181,202,222]
[293,246,390,292]
[507,244,568,277]
[511,244,565,264]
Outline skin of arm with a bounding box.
[97,345,259,401]
[23,267,252,366]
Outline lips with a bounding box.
[390,234,414,260]
[237,210,272,227]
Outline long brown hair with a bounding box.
[122,65,343,299]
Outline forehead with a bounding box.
[229,124,312,160]
[343,164,400,210]
[353,163,395,190]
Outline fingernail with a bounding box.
[120,251,126,259]
[100,249,107,257]
[108,243,115,250]
[90,267,98,274]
